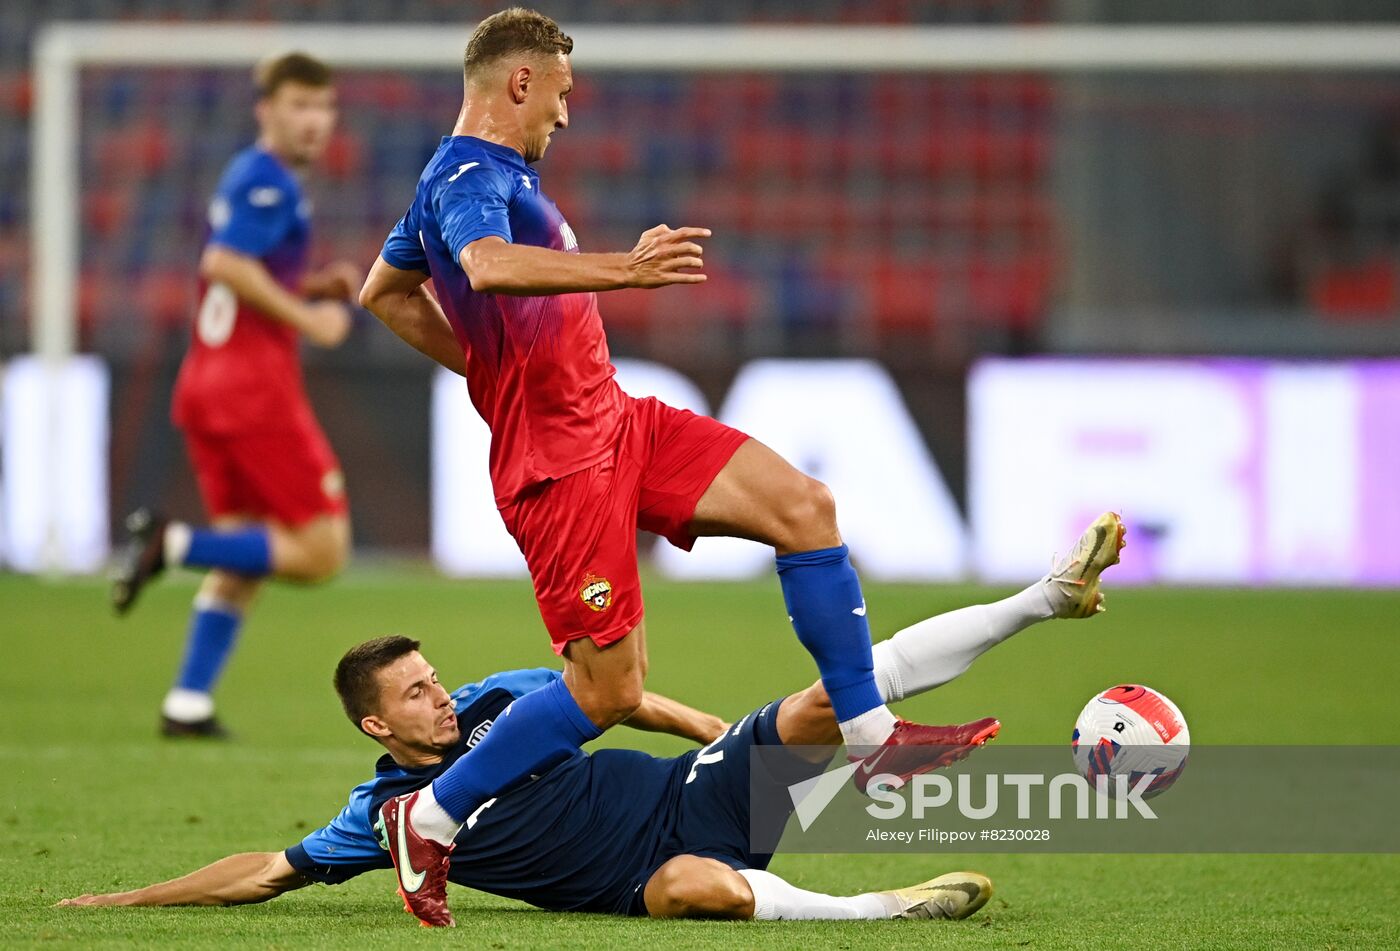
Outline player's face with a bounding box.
[372,652,460,756]
[257,81,337,167]
[521,54,571,164]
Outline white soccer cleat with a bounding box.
[1044,511,1126,619]
[882,871,993,920]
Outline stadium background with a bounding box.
[6,0,1400,558]
[3,2,1400,948]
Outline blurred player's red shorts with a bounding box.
[499,395,749,655]
[183,418,348,527]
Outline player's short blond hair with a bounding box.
[254,51,332,99]
[464,7,574,81]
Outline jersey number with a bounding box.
[686,738,725,784]
[196,282,237,347]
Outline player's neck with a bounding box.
[451,101,527,160]
[384,740,446,769]
[255,134,308,174]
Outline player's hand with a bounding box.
[625,224,709,288]
[304,261,364,302]
[303,300,352,348]
[56,893,120,907]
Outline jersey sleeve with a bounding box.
[283,783,392,885]
[449,667,563,709]
[380,211,429,273]
[434,163,515,264]
[208,160,297,258]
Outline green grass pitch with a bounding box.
[2,570,1397,949]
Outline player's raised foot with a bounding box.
[110,508,169,615]
[881,871,994,921]
[375,791,455,928]
[1044,511,1126,619]
[850,717,1000,794]
[159,715,231,740]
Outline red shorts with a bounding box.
[182,420,348,527]
[499,396,749,655]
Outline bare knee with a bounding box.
[199,571,261,611]
[772,477,839,553]
[644,856,754,919]
[270,518,349,583]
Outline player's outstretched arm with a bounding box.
[202,245,350,348]
[57,851,308,908]
[624,690,727,745]
[360,256,467,376]
[460,225,709,296]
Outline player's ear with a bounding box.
[509,64,531,104]
[361,714,392,740]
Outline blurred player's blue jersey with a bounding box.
[286,670,799,916]
[173,144,315,435]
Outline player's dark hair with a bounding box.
[334,635,422,736]
[254,52,333,99]
[464,7,574,81]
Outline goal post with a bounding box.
[20,20,1400,572]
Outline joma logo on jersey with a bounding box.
[467,719,493,748]
[579,574,612,612]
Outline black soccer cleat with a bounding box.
[159,715,232,740]
[110,508,169,616]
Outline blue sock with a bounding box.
[775,544,884,723]
[173,599,242,694]
[182,527,272,576]
[431,677,602,821]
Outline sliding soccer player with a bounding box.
[62,513,1122,922]
[111,53,360,738]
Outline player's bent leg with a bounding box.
[266,513,350,583]
[688,440,897,752]
[644,856,755,920]
[687,439,838,554]
[562,621,648,730]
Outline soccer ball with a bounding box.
[1071,684,1189,799]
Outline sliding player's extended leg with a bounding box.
[774,511,1128,752]
[643,854,992,922]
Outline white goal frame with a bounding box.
[30,20,1400,362]
[20,20,1400,571]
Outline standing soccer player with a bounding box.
[359,9,995,926]
[111,53,360,738]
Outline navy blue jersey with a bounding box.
[286,673,811,916]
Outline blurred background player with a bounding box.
[358,10,995,922]
[109,53,361,739]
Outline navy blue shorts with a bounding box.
[622,698,833,915]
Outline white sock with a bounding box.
[871,582,1054,703]
[408,783,462,846]
[163,522,192,566]
[837,704,898,748]
[161,687,214,723]
[737,868,895,920]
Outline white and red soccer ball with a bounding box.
[1071,684,1189,799]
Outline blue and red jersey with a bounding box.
[173,145,315,435]
[379,136,626,505]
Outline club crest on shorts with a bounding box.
[579,574,613,612]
